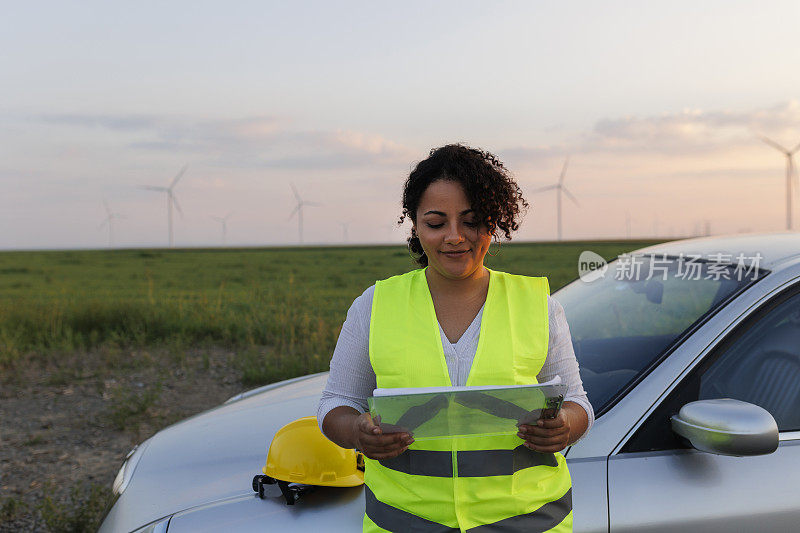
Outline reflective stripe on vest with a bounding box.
[365,486,458,533]
[467,489,572,533]
[378,446,558,477]
[366,268,572,533]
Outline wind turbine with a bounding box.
[99,199,125,247]
[288,183,321,244]
[531,157,579,241]
[339,221,350,243]
[759,136,800,230]
[211,212,233,246]
[625,211,631,239]
[141,165,187,247]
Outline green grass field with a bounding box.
[0,240,661,385]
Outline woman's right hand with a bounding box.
[352,412,414,460]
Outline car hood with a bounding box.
[100,373,333,533]
[165,486,365,532]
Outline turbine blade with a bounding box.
[103,199,111,215]
[759,136,788,153]
[140,185,167,192]
[170,165,188,189]
[531,184,559,193]
[99,219,109,229]
[225,212,234,220]
[562,187,580,206]
[559,157,570,185]
[290,183,302,203]
[170,193,184,216]
[288,204,301,220]
[792,141,800,154]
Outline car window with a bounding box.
[622,284,800,453]
[556,254,762,416]
[698,291,800,431]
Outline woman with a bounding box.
[318,144,593,532]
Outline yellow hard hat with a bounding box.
[262,416,364,487]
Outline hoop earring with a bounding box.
[407,231,422,263]
[487,235,502,257]
[407,240,417,262]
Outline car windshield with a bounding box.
[554,253,765,416]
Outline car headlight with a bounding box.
[132,516,171,533]
[112,438,151,496]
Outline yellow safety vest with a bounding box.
[364,268,573,533]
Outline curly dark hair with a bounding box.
[399,144,528,267]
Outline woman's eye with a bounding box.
[464,221,478,228]
[426,223,444,229]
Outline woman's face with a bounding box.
[413,179,492,280]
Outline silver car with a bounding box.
[100,232,800,533]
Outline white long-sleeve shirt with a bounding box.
[318,284,594,436]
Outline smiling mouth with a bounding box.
[441,250,469,256]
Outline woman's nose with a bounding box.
[443,223,464,244]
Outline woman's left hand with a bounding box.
[517,411,571,453]
[517,401,589,453]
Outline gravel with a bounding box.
[0,348,247,532]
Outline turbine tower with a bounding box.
[99,199,124,247]
[625,211,631,239]
[288,183,321,244]
[759,136,800,230]
[339,221,350,243]
[211,212,233,246]
[531,157,579,241]
[141,165,187,247]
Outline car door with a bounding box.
[607,285,800,532]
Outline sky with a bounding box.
[2,1,800,249]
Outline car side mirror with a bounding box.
[670,398,778,456]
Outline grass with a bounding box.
[35,482,114,533]
[105,381,163,431]
[0,241,660,386]
[0,497,28,523]
[2,484,113,533]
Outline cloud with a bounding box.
[495,101,800,183]
[585,100,800,154]
[39,113,414,170]
[41,102,795,178]
[40,114,160,131]
[331,130,409,157]
[497,145,556,167]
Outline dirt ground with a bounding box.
[0,348,246,532]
